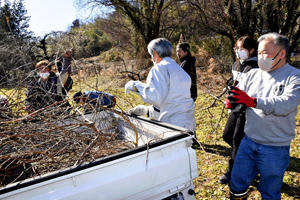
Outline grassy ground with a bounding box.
[193,91,300,200]
[70,74,299,199]
[1,73,299,199]
[88,74,299,200]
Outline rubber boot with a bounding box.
[230,189,248,200]
[219,170,230,184]
[219,159,234,184]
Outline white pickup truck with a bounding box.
[0,111,198,200]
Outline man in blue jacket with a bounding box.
[73,91,116,113]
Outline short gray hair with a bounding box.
[258,32,289,55]
[147,38,173,58]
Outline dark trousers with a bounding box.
[222,111,246,173]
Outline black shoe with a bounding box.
[218,172,230,184]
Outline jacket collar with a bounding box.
[179,54,191,63]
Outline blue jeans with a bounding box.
[230,136,290,200]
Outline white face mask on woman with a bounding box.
[236,49,249,63]
[258,49,281,72]
[38,72,50,79]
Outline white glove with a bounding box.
[125,80,138,94]
[148,105,160,120]
[128,105,149,116]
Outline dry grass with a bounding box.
[192,72,300,200]
[93,70,300,199]
[0,68,299,199]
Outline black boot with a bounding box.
[230,189,248,200]
[219,170,230,184]
[219,159,234,184]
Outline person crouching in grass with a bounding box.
[73,91,116,113]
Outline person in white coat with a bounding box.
[125,38,196,132]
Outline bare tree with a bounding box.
[187,0,300,54]
[76,0,176,50]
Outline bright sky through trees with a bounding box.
[23,0,76,37]
[1,0,111,37]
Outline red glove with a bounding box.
[224,95,232,109]
[229,86,256,108]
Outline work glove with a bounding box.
[224,95,232,109]
[227,86,256,108]
[224,96,247,113]
[128,105,149,116]
[125,80,138,94]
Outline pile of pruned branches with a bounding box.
[0,34,141,187]
[0,97,136,187]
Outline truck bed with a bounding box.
[0,111,198,200]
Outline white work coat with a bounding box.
[134,57,196,131]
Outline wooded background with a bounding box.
[0,1,299,198]
[0,0,299,85]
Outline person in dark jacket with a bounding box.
[57,49,73,96]
[219,36,259,184]
[26,60,64,112]
[176,43,198,102]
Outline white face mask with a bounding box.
[151,55,157,65]
[258,50,281,72]
[38,72,50,79]
[236,49,249,62]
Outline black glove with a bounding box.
[226,86,248,113]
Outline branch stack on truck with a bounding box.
[0,110,198,200]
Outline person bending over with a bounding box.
[125,38,196,132]
[73,90,116,113]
